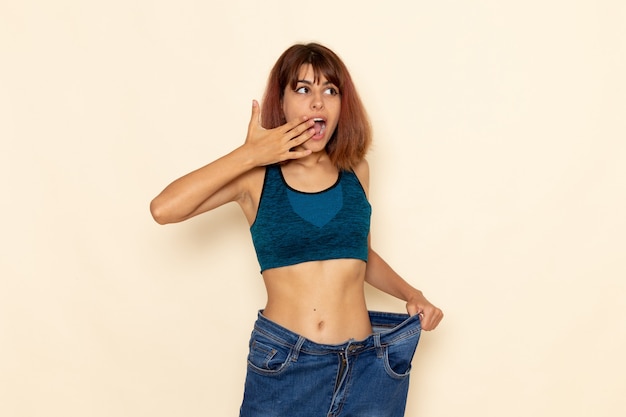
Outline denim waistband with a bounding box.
[253,310,421,356]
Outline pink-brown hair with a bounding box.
[261,43,372,170]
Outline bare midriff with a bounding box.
[261,258,372,345]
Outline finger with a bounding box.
[286,120,317,145]
[249,100,262,129]
[282,115,312,134]
[406,303,420,317]
[421,314,435,331]
[422,309,443,331]
[284,149,312,160]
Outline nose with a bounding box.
[311,91,324,110]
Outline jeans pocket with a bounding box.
[246,330,293,375]
[382,333,420,379]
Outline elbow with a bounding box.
[150,197,172,225]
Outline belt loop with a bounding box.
[374,333,383,358]
[291,336,306,362]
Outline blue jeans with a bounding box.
[240,310,422,417]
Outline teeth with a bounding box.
[312,118,325,136]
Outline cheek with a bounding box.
[281,101,295,121]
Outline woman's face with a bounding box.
[281,64,341,154]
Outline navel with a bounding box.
[317,320,325,330]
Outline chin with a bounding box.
[305,141,329,153]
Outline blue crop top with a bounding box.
[250,164,371,272]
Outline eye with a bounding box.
[324,86,339,96]
[295,86,310,94]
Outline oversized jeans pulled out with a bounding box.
[240,310,421,417]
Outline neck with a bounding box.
[290,150,330,169]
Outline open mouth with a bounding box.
[313,118,326,136]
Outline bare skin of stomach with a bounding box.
[261,258,373,345]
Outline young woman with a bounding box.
[150,43,443,417]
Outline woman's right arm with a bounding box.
[150,100,314,224]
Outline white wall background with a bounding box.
[1,1,625,416]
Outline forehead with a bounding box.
[295,64,332,84]
[298,64,321,81]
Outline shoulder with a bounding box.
[351,159,370,196]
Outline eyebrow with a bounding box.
[296,79,335,86]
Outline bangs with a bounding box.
[282,51,342,93]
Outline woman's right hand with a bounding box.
[150,100,315,224]
[243,100,315,166]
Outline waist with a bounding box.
[261,259,370,343]
[253,310,420,352]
